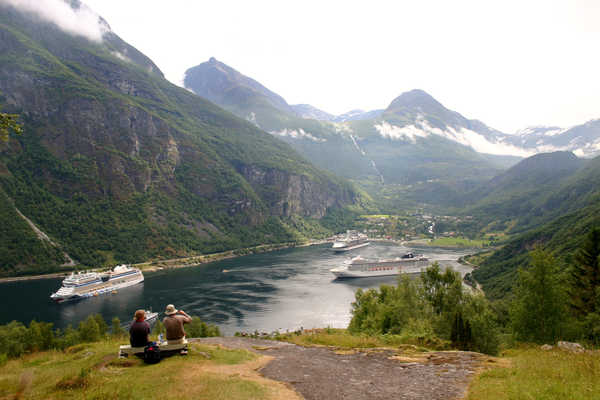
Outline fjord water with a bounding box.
[0,243,473,334]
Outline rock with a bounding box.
[557,341,584,353]
[541,344,553,351]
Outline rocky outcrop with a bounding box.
[0,4,360,272]
[239,165,355,218]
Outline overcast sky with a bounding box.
[81,0,599,133]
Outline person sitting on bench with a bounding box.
[129,309,151,348]
[163,304,192,344]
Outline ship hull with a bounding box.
[331,258,429,279]
[51,271,144,303]
[331,241,370,253]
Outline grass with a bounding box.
[272,328,445,351]
[428,237,490,248]
[463,250,495,267]
[467,347,600,400]
[0,338,271,400]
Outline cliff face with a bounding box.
[0,4,359,274]
[239,165,356,218]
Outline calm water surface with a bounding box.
[0,242,473,334]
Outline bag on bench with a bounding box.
[143,342,161,364]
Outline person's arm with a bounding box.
[178,310,192,323]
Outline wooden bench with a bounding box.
[119,339,188,358]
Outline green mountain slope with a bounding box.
[463,151,585,232]
[184,60,513,210]
[0,3,360,275]
[184,58,377,181]
[472,155,600,299]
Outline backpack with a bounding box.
[143,342,161,364]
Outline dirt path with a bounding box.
[184,353,303,400]
[195,337,487,400]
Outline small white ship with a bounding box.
[50,264,144,303]
[331,230,370,253]
[330,253,429,278]
[128,309,158,327]
[143,309,158,324]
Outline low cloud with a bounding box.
[0,0,108,42]
[270,128,326,143]
[375,118,534,157]
[374,120,431,143]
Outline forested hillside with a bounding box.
[0,2,362,275]
[470,155,600,298]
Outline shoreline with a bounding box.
[0,239,331,284]
[0,238,483,283]
[134,239,330,273]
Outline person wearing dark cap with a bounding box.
[162,304,192,344]
[129,309,151,347]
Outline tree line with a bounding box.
[0,313,220,363]
[349,228,600,354]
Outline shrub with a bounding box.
[111,317,123,338]
[77,316,100,343]
[186,317,221,338]
[348,264,500,355]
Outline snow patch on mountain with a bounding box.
[270,128,326,142]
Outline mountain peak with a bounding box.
[387,89,443,112]
[184,58,295,116]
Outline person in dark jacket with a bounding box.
[129,309,151,347]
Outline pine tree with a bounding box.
[569,228,600,318]
[93,314,107,337]
[111,317,123,338]
[510,248,567,343]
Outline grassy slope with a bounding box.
[473,200,600,300]
[0,339,280,400]
[467,347,600,400]
[2,332,598,399]
[469,156,600,299]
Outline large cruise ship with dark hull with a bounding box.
[330,253,429,278]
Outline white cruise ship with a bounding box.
[330,253,429,278]
[331,230,370,253]
[50,265,144,303]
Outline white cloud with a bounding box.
[374,121,431,143]
[1,0,108,42]
[270,128,326,142]
[111,50,130,62]
[246,112,260,128]
[375,118,534,157]
[333,123,353,135]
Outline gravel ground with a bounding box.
[195,337,486,400]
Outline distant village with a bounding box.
[348,213,481,243]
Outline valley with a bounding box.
[1,2,600,399]
[0,0,599,320]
